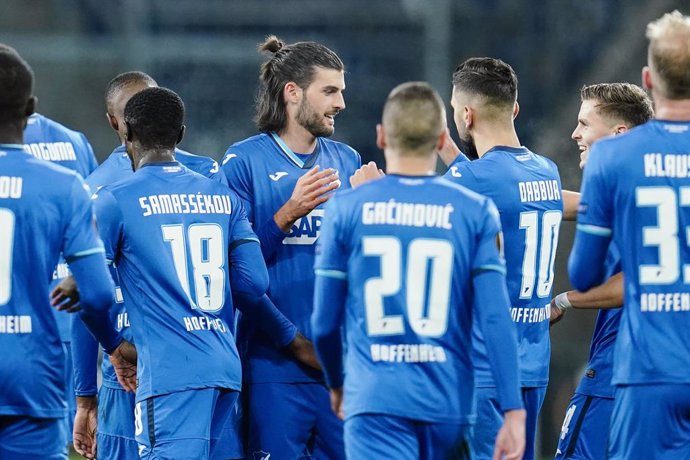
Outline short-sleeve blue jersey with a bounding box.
[93,162,250,401]
[314,174,506,423]
[0,144,103,418]
[577,120,690,385]
[221,132,361,383]
[445,146,563,387]
[24,113,99,342]
[75,144,227,394]
[575,245,622,398]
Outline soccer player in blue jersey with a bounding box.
[312,81,526,460]
[550,83,653,460]
[23,110,99,449]
[88,86,269,458]
[221,35,360,459]
[0,46,118,460]
[569,10,690,460]
[443,57,563,460]
[60,70,237,460]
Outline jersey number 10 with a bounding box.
[0,209,15,305]
[519,210,562,299]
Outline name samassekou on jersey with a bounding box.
[138,193,232,216]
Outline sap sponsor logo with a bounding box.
[283,209,324,245]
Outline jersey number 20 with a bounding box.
[363,237,452,338]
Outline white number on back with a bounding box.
[519,210,562,299]
[0,208,15,305]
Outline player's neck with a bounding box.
[653,97,690,121]
[385,152,436,176]
[0,123,24,145]
[133,148,176,170]
[474,124,520,158]
[277,122,318,154]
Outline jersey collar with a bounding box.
[269,131,320,169]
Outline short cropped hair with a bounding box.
[580,83,653,128]
[646,10,690,99]
[254,35,344,132]
[0,46,34,123]
[124,87,184,150]
[383,82,445,155]
[452,57,517,110]
[105,71,157,105]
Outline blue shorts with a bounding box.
[609,384,690,460]
[62,341,75,444]
[345,413,471,460]
[97,386,138,460]
[246,382,344,460]
[0,416,67,459]
[555,393,613,460]
[136,388,238,460]
[471,386,545,460]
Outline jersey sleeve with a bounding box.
[472,199,507,276]
[443,162,481,193]
[62,175,105,263]
[314,195,348,278]
[221,148,255,222]
[92,189,124,264]
[206,158,228,186]
[576,143,613,237]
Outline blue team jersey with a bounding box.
[315,174,506,423]
[82,145,226,391]
[446,146,563,387]
[578,120,690,385]
[0,145,103,418]
[93,162,250,401]
[222,132,361,383]
[575,244,622,399]
[24,113,99,342]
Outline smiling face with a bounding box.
[571,99,618,169]
[295,67,345,138]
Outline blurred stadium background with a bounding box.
[1,0,684,458]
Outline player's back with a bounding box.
[445,146,563,387]
[324,174,503,423]
[582,120,690,385]
[24,113,97,178]
[0,144,98,418]
[94,162,243,400]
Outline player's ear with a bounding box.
[283,81,301,105]
[375,123,386,150]
[107,112,119,133]
[124,122,133,143]
[436,127,448,152]
[24,96,36,118]
[177,125,185,145]
[513,101,520,119]
[642,66,653,91]
[464,106,473,130]
[614,125,628,135]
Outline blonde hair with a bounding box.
[646,10,690,99]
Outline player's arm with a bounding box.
[551,272,623,324]
[472,201,526,460]
[568,145,613,291]
[311,197,348,418]
[561,190,580,221]
[437,128,468,166]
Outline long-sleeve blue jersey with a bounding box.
[446,146,563,387]
[222,133,361,383]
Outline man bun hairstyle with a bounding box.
[254,35,344,133]
[124,87,184,150]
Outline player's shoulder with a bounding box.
[24,155,84,195]
[224,133,272,158]
[593,121,654,154]
[433,176,493,208]
[26,113,89,144]
[319,137,360,157]
[175,147,220,176]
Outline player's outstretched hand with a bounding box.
[275,166,340,232]
[349,161,384,189]
[493,409,526,460]
[329,387,345,420]
[287,332,322,371]
[50,275,81,313]
[73,395,98,459]
[437,128,462,166]
[110,340,138,393]
[549,298,566,326]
